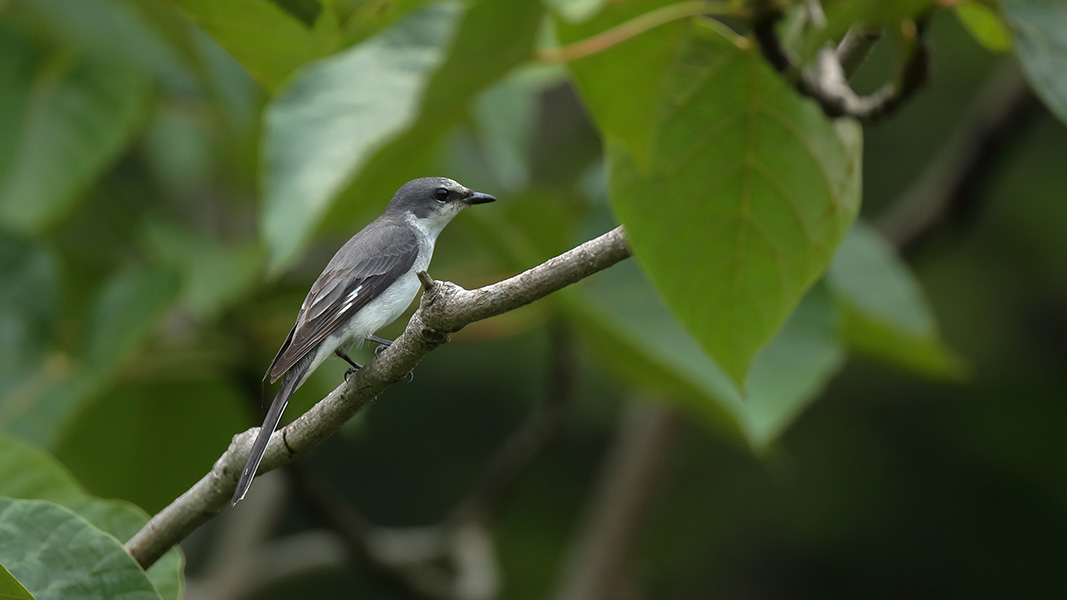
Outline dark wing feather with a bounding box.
[268,220,419,382]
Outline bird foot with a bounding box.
[367,335,393,356]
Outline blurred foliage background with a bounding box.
[1,0,1066,598]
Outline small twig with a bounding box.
[753,4,930,122]
[418,270,435,291]
[125,227,631,569]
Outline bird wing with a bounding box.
[268,221,419,382]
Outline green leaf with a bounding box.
[174,0,339,91]
[0,436,183,600]
[1003,0,1067,126]
[60,498,184,600]
[827,222,964,379]
[0,498,161,600]
[956,1,1013,53]
[0,563,34,600]
[261,2,463,271]
[0,28,151,234]
[606,21,861,385]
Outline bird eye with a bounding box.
[434,187,449,202]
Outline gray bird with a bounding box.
[232,177,496,505]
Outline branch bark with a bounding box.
[125,226,631,568]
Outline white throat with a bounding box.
[405,208,461,241]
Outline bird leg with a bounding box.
[366,334,393,356]
[336,349,362,381]
[340,337,414,383]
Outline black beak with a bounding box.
[465,191,496,205]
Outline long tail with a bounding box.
[231,359,309,506]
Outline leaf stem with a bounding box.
[538,1,740,63]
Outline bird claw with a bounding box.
[344,366,360,382]
[367,335,393,355]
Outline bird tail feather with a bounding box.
[231,357,309,506]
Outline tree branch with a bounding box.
[125,226,631,568]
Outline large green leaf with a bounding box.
[606,21,861,385]
[0,27,151,234]
[261,2,463,270]
[0,498,161,600]
[1003,0,1067,126]
[0,435,184,600]
[174,0,339,91]
[827,222,964,378]
[0,563,34,600]
[60,498,183,600]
